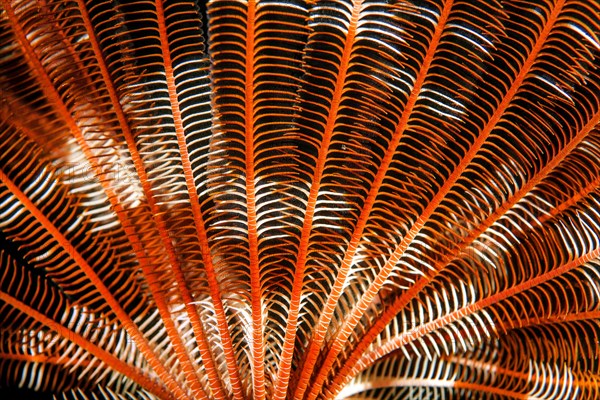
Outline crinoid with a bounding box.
[1,0,600,399]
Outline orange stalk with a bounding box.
[294,1,453,398]
[73,1,213,397]
[241,0,267,398]
[273,0,364,398]
[155,0,244,397]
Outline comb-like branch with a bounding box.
[45,3,213,396]
[300,0,507,397]
[0,294,169,398]
[275,0,431,396]
[0,136,189,398]
[0,238,165,398]
[325,8,600,392]
[337,337,600,399]
[333,106,600,395]
[1,1,219,396]
[119,1,247,395]
[153,0,230,397]
[207,0,308,397]
[348,242,600,388]
[290,0,457,396]
[74,0,229,396]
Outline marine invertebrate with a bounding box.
[1,0,600,398]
